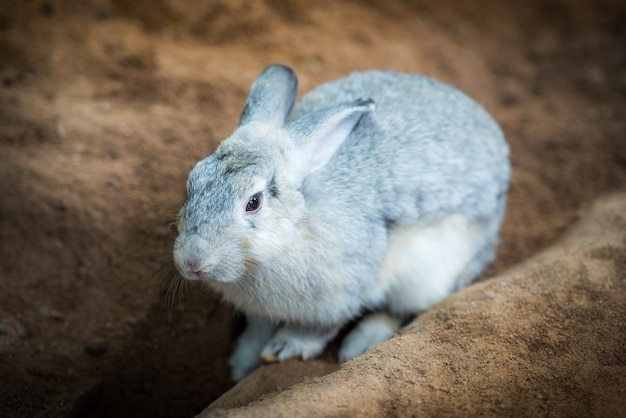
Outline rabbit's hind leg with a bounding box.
[379,214,490,315]
[338,312,403,362]
[336,214,498,362]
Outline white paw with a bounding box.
[339,313,402,362]
[228,316,278,381]
[260,325,340,363]
[229,340,263,381]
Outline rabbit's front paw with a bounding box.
[260,325,340,363]
[229,316,278,381]
[229,341,263,381]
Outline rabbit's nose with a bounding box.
[184,256,211,274]
[180,254,213,281]
[175,233,212,278]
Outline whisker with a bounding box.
[180,123,199,171]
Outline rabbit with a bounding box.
[173,64,510,381]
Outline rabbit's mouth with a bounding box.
[177,268,205,281]
[177,263,231,282]
[176,258,244,284]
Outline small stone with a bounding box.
[48,309,64,321]
[85,337,109,357]
[0,319,28,338]
[39,307,65,321]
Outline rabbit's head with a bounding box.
[173,65,374,285]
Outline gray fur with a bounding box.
[173,65,510,380]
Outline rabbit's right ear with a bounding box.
[288,98,375,180]
[239,64,298,129]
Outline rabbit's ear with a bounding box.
[290,99,375,176]
[239,64,298,129]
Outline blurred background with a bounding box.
[0,0,624,416]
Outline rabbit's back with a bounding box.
[292,71,509,227]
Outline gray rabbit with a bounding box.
[173,64,510,380]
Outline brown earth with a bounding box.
[0,0,624,417]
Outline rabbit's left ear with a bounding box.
[239,64,298,129]
[289,99,375,176]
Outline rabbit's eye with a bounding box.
[246,192,263,213]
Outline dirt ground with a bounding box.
[0,0,624,417]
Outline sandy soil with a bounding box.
[0,0,624,417]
